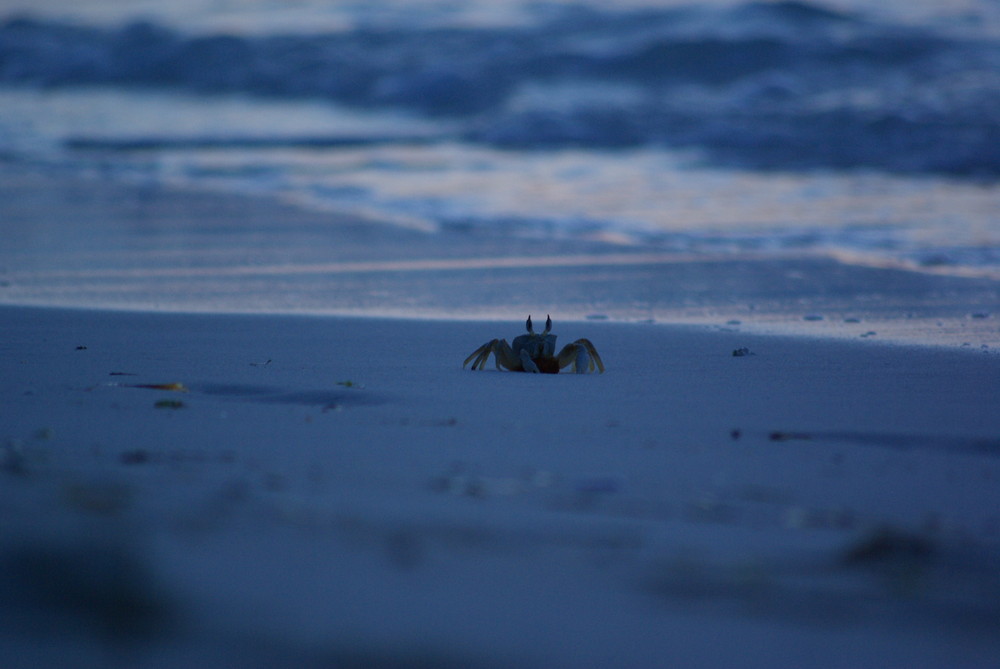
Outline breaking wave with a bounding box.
[2,1,999,176]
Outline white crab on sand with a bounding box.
[463,315,604,374]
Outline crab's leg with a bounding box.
[492,339,520,371]
[464,338,520,371]
[557,342,588,373]
[464,340,496,370]
[518,348,541,373]
[576,338,605,373]
[463,342,484,369]
[557,339,605,373]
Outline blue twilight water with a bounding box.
[1,0,998,278]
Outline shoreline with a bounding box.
[2,163,998,352]
[4,298,1000,358]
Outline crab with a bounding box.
[463,315,605,374]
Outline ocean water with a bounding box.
[1,0,998,283]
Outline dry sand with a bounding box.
[2,306,999,667]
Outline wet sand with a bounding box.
[2,165,998,350]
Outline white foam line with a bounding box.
[12,249,998,283]
[9,252,735,281]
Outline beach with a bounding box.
[2,163,1000,666]
[2,306,1000,667]
[3,251,1000,666]
[2,2,999,661]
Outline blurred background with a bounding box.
[1,0,998,330]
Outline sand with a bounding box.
[2,165,1000,666]
[2,305,1000,668]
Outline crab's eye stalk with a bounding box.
[526,315,534,333]
[544,315,552,335]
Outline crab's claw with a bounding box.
[526,315,534,333]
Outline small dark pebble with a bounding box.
[732,347,754,357]
[463,479,487,498]
[575,477,622,494]
[154,400,185,410]
[75,345,87,350]
[120,449,150,465]
[386,532,423,570]
[730,429,742,440]
[263,473,287,492]
[841,526,935,565]
[769,431,812,441]
[2,445,27,476]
